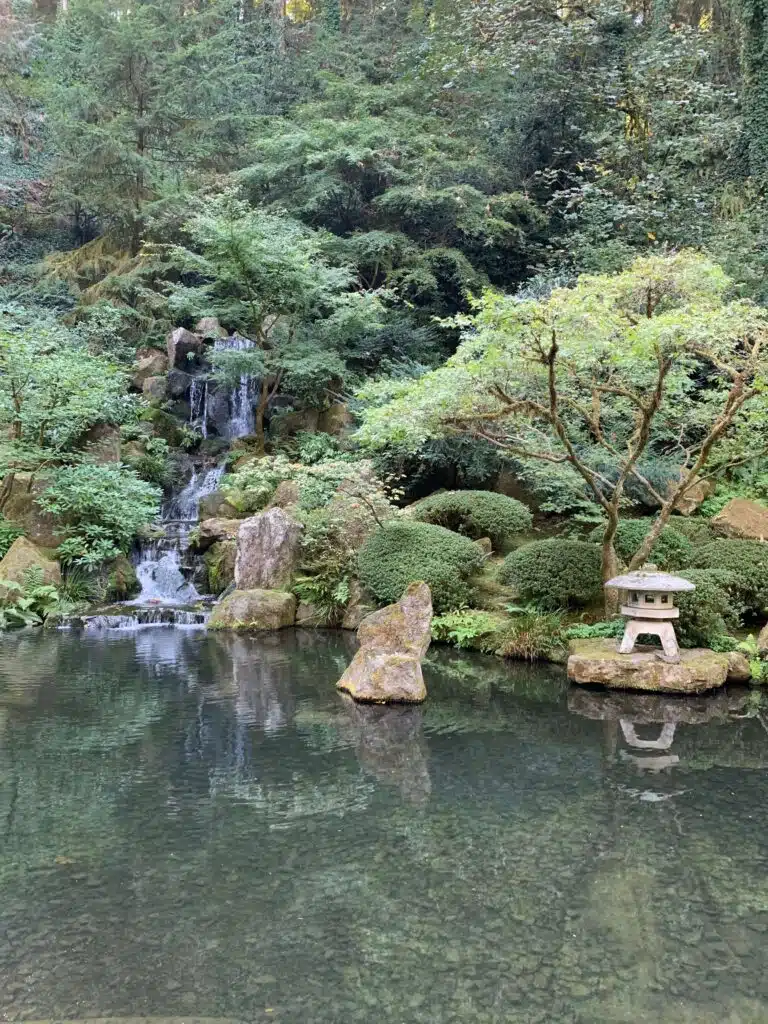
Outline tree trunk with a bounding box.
[601,510,620,617]
[0,473,15,514]
[254,378,269,455]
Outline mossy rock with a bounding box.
[105,555,140,602]
[140,407,186,447]
[208,589,297,631]
[0,537,61,597]
[205,540,236,596]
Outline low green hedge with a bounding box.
[410,490,532,549]
[499,539,603,609]
[358,521,485,613]
[588,518,692,571]
[689,539,768,613]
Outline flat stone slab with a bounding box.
[567,639,729,694]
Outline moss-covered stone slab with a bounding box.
[208,588,296,631]
[567,638,729,693]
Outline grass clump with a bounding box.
[410,490,532,549]
[499,539,603,610]
[358,521,485,613]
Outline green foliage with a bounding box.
[499,540,603,610]
[431,610,501,650]
[410,490,532,549]
[675,569,741,649]
[357,521,485,613]
[690,539,768,613]
[0,517,23,560]
[588,518,693,571]
[564,619,625,640]
[0,307,136,479]
[667,516,716,547]
[0,567,60,630]
[489,611,566,662]
[40,463,161,565]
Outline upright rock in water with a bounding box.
[0,537,61,597]
[166,327,202,370]
[337,582,432,704]
[235,507,303,590]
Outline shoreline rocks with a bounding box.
[208,589,297,631]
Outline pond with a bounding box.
[0,628,767,1024]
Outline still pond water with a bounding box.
[0,628,767,1024]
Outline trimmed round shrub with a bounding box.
[588,518,692,571]
[689,539,768,613]
[675,569,740,648]
[410,490,532,549]
[358,521,485,613]
[499,539,603,609]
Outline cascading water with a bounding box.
[187,335,257,441]
[132,463,225,607]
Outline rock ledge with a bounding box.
[567,638,730,694]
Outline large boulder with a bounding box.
[142,375,168,402]
[167,369,194,399]
[80,423,121,464]
[1,475,62,548]
[667,476,713,517]
[199,489,239,520]
[567,639,729,694]
[195,316,227,339]
[0,537,61,597]
[318,401,353,436]
[166,327,202,370]
[204,540,236,596]
[235,507,303,590]
[208,589,296,631]
[131,347,168,391]
[193,517,241,552]
[713,498,768,540]
[336,582,432,704]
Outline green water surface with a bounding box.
[0,628,767,1024]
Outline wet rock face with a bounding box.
[208,588,297,631]
[235,508,303,591]
[166,326,202,370]
[1,474,62,548]
[567,639,729,694]
[713,497,768,540]
[0,537,61,597]
[336,582,432,704]
[193,517,241,552]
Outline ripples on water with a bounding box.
[0,629,767,1024]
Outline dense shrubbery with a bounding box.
[689,539,768,613]
[675,569,741,649]
[499,540,603,609]
[39,464,161,567]
[588,518,692,571]
[358,522,485,613]
[490,612,566,661]
[667,517,716,547]
[410,490,532,549]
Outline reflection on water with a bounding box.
[0,630,767,1023]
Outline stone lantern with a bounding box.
[605,571,696,663]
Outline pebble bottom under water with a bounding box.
[0,629,767,1024]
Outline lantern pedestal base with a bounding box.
[618,619,680,661]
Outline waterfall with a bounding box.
[186,335,257,441]
[131,463,225,606]
[189,378,209,439]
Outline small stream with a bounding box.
[0,630,766,1023]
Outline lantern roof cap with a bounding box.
[605,571,695,592]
